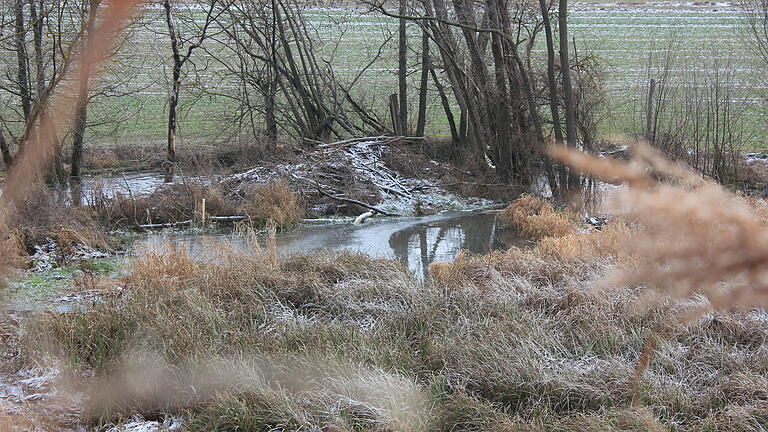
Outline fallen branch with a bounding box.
[315,187,398,216]
[139,220,193,229]
[209,215,247,222]
[353,211,375,225]
[315,135,425,151]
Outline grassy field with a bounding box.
[1,2,762,151]
[9,187,768,430]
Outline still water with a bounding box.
[141,211,521,278]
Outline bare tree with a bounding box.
[415,28,430,137]
[162,0,222,182]
[215,0,389,145]
[398,0,408,134]
[558,0,579,191]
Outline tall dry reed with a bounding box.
[0,0,142,276]
[550,142,768,389]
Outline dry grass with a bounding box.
[549,142,768,393]
[92,183,236,227]
[239,180,304,230]
[500,194,578,239]
[0,226,26,276]
[4,184,109,256]
[16,240,768,430]
[551,143,768,312]
[536,219,633,262]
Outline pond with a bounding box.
[140,211,523,278]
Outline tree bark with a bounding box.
[163,0,181,183]
[0,128,12,168]
[398,0,408,134]
[430,68,459,147]
[265,0,279,144]
[558,0,579,191]
[14,0,32,123]
[415,29,430,137]
[539,0,565,194]
[487,0,513,179]
[71,0,98,201]
[31,0,44,100]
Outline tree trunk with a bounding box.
[166,78,180,183]
[451,0,493,165]
[71,0,97,203]
[539,0,565,195]
[487,0,513,180]
[163,0,181,183]
[558,0,579,191]
[645,78,657,142]
[389,93,402,135]
[265,1,279,144]
[0,128,12,168]
[430,68,459,147]
[14,0,32,123]
[31,0,44,100]
[415,29,430,137]
[398,0,408,134]
[30,0,65,189]
[264,78,278,144]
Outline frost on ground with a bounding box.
[104,416,182,432]
[227,137,496,216]
[30,238,109,272]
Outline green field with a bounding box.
[6,2,763,150]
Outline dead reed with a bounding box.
[551,143,768,311]
[500,194,578,239]
[239,180,304,230]
[22,238,768,430]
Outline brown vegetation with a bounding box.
[14,228,768,430]
[500,194,578,239]
[239,180,304,229]
[550,143,768,312]
[92,183,235,227]
[7,184,109,254]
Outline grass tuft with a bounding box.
[500,194,578,239]
[239,180,304,230]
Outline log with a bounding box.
[209,215,247,222]
[139,219,193,229]
[315,187,398,216]
[353,211,374,225]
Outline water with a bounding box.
[140,211,522,278]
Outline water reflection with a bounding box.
[141,211,519,278]
[388,213,510,277]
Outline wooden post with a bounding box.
[645,78,657,142]
[201,198,206,226]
